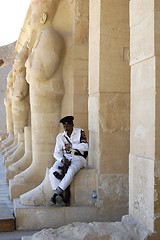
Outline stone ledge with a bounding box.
[14,198,98,230]
[9,179,39,201]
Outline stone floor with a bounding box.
[0,150,37,240]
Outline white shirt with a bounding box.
[54,128,88,162]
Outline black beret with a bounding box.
[60,116,74,125]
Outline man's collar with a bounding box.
[63,128,75,136]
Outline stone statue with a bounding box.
[12,42,29,137]
[14,0,65,186]
[4,43,30,175]
[0,70,14,149]
[4,70,14,137]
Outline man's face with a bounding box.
[63,123,73,135]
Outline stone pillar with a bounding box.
[89,0,130,221]
[72,0,89,133]
[129,0,160,236]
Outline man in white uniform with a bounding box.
[49,116,88,205]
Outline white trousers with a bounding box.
[49,154,86,191]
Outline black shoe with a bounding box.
[53,171,63,180]
[50,193,57,204]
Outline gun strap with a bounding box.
[64,135,72,145]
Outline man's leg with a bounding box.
[50,157,84,205]
[49,161,64,190]
[58,158,84,191]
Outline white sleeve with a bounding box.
[72,129,88,151]
[53,135,64,161]
[72,142,88,152]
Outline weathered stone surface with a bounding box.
[27,221,137,240]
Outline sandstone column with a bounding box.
[129,0,160,236]
[89,0,130,221]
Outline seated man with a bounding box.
[49,115,88,205]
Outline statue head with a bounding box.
[13,42,28,80]
[7,69,13,89]
[28,0,60,49]
[13,76,29,101]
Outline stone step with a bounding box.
[0,203,15,231]
[14,198,98,230]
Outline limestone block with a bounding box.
[129,154,155,231]
[73,75,88,95]
[73,55,88,72]
[99,0,129,92]
[73,44,88,66]
[19,168,97,206]
[73,68,88,78]
[73,94,88,114]
[98,93,130,174]
[88,94,99,132]
[122,215,151,240]
[72,168,97,205]
[14,198,98,230]
[130,0,154,64]
[99,33,130,92]
[88,0,100,95]
[27,222,134,240]
[73,113,88,134]
[73,0,89,44]
[9,179,39,201]
[88,131,99,168]
[130,58,156,158]
[97,173,128,222]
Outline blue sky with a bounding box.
[0,0,30,47]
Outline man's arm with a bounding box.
[53,135,64,161]
[72,130,88,152]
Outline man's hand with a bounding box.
[61,158,71,167]
[65,144,71,151]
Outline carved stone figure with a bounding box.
[14,0,65,186]
[0,70,14,150]
[12,42,29,136]
[4,44,30,182]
